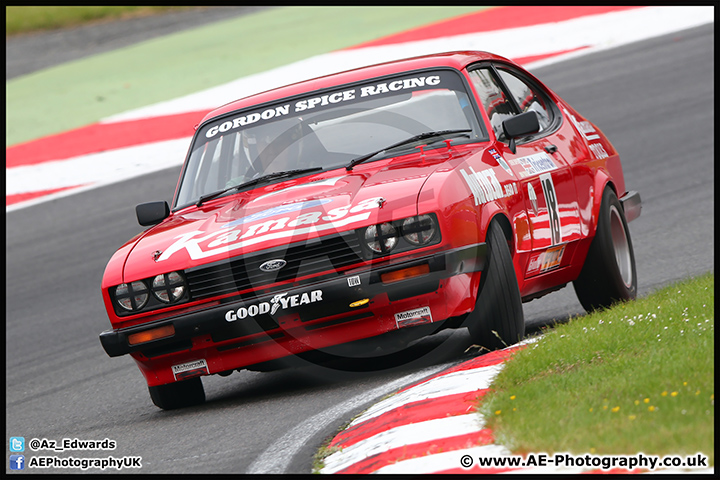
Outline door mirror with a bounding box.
[136,201,170,226]
[502,111,540,153]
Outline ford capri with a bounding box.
[99,51,640,409]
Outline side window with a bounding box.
[496,69,552,132]
[468,68,514,142]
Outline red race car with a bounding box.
[100,51,640,409]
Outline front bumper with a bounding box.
[100,243,485,359]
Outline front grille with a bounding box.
[185,232,364,300]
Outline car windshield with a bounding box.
[174,69,486,208]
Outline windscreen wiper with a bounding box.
[345,129,472,171]
[196,167,323,207]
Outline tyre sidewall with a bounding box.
[467,220,524,350]
[149,377,205,410]
[574,187,637,310]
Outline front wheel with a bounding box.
[148,377,205,410]
[467,220,525,351]
[573,187,637,312]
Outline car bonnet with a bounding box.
[119,154,452,280]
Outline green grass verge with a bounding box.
[481,273,714,465]
[6,6,489,146]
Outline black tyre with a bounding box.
[148,377,205,410]
[573,187,637,312]
[467,220,525,350]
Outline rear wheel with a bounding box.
[467,220,525,350]
[148,377,205,410]
[573,187,637,312]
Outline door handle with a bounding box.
[544,144,558,154]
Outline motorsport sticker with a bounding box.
[589,142,609,159]
[488,148,513,176]
[460,167,517,206]
[347,275,361,287]
[541,244,566,271]
[526,244,566,275]
[224,290,323,321]
[528,183,539,215]
[394,306,433,328]
[172,359,208,381]
[220,199,332,229]
[510,152,556,178]
[564,107,600,140]
[202,74,445,139]
[158,197,384,261]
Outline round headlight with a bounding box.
[364,223,398,254]
[115,281,149,311]
[402,215,436,245]
[152,272,186,304]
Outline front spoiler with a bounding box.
[99,243,485,358]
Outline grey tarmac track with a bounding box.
[5,15,714,474]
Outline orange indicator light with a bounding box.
[381,263,430,284]
[128,324,175,345]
